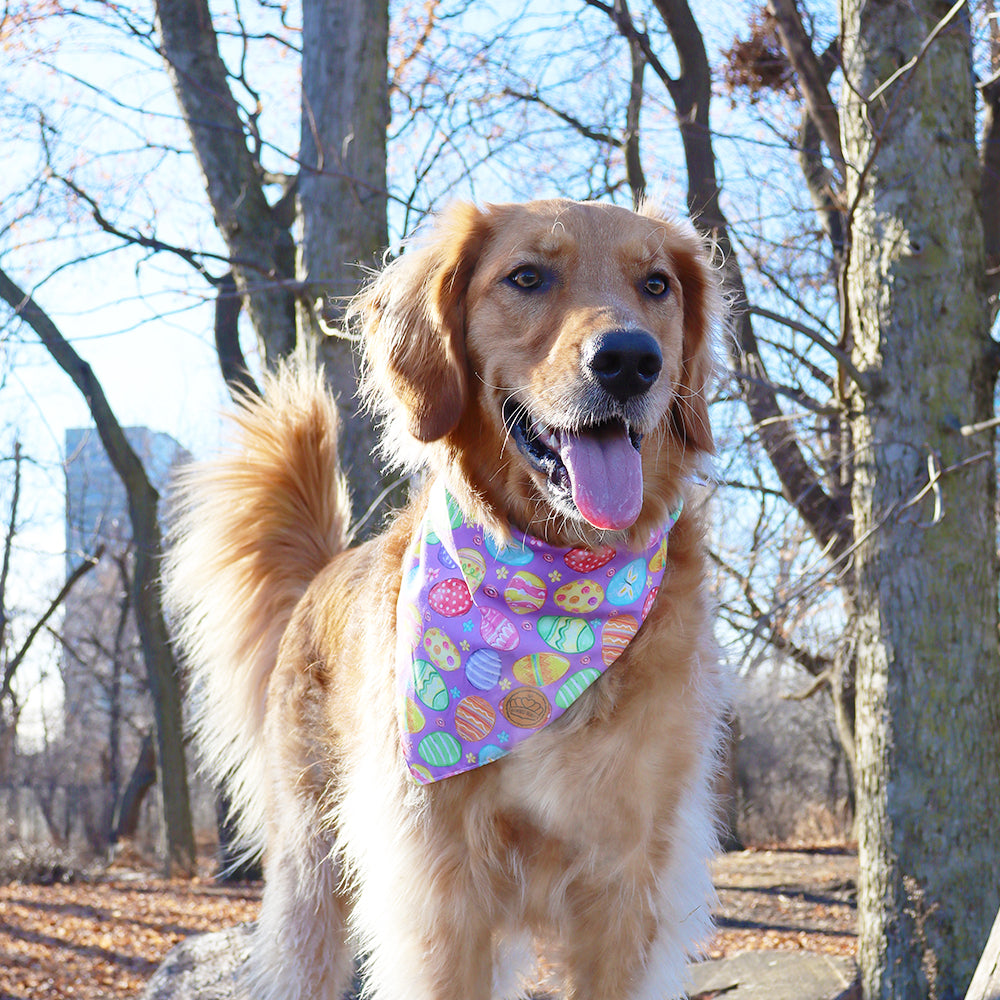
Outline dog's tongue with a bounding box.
[557,424,643,530]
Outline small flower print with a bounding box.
[498,731,510,743]
[496,566,509,580]
[463,621,474,632]
[548,570,562,582]
[500,678,512,691]
[450,687,462,699]
[460,640,470,651]
[466,753,477,764]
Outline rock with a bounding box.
[687,950,859,1000]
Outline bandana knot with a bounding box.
[396,481,681,783]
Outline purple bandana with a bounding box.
[396,481,682,783]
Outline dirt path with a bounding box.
[0,848,857,999]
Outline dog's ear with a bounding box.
[354,203,490,443]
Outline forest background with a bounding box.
[0,2,998,999]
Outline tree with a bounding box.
[840,1,1000,995]
[154,0,394,524]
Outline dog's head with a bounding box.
[353,198,719,546]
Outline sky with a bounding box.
[0,0,852,741]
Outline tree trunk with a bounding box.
[0,269,197,875]
[840,3,1000,997]
[298,0,396,530]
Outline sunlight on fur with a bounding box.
[163,198,729,1000]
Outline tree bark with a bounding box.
[298,0,395,529]
[840,2,1000,996]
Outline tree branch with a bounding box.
[766,0,843,168]
[0,546,103,704]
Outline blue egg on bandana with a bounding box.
[465,648,502,690]
[484,535,535,566]
[607,557,648,606]
[477,744,507,765]
[438,548,458,570]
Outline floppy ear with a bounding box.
[354,203,490,443]
[669,229,719,455]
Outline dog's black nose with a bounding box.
[585,330,663,402]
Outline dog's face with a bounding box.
[355,198,717,545]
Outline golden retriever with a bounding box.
[164,198,726,1000]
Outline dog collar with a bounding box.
[396,480,682,784]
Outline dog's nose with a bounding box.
[585,330,663,401]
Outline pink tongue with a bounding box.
[557,425,644,530]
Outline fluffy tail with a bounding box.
[162,363,351,853]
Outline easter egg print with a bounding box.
[428,578,473,617]
[564,544,616,574]
[412,659,449,711]
[504,571,547,614]
[403,697,426,734]
[409,763,434,784]
[437,548,458,570]
[500,686,552,729]
[601,613,640,665]
[642,586,659,620]
[423,628,461,671]
[607,558,648,606]
[512,652,570,687]
[479,606,519,651]
[457,547,487,593]
[554,579,605,614]
[555,668,602,709]
[649,534,670,573]
[478,744,506,765]
[537,615,595,654]
[418,731,462,768]
[454,695,496,742]
[465,648,503,691]
[484,535,535,566]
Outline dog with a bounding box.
[164,198,727,1000]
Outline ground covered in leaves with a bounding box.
[0,847,857,999]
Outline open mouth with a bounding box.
[503,398,645,531]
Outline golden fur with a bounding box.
[164,198,727,1000]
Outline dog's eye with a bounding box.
[507,266,544,291]
[643,273,670,296]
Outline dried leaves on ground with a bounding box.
[0,847,856,1000]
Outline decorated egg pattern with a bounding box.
[564,544,616,573]
[428,578,473,617]
[458,547,487,593]
[412,659,449,711]
[512,652,570,687]
[537,615,595,654]
[398,481,682,783]
[423,627,461,671]
[465,648,502,691]
[606,558,648,606]
[504,571,547,614]
[555,667,603,709]
[454,695,496,742]
[479,606,519,651]
[554,578,605,614]
[601,613,640,666]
